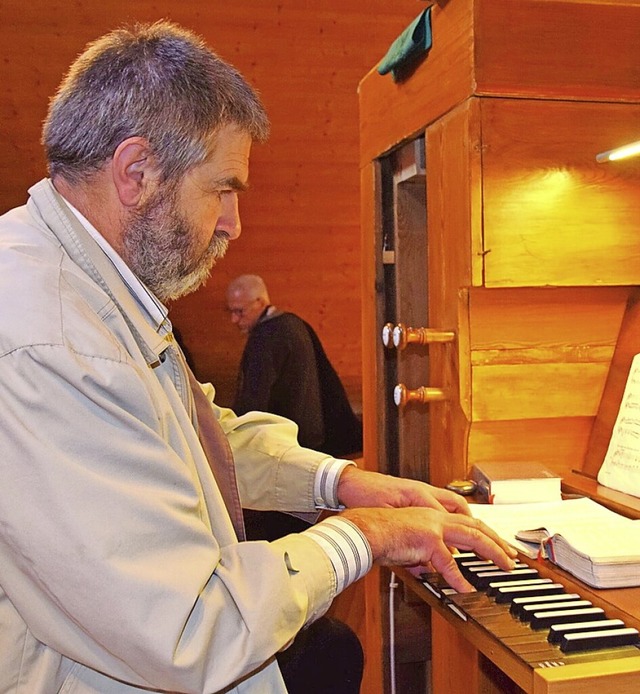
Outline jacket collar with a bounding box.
[27,178,172,368]
[255,304,283,327]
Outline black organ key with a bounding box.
[494,582,565,604]
[560,627,640,653]
[548,619,626,644]
[519,600,593,623]
[472,569,540,590]
[420,573,456,600]
[453,552,479,564]
[510,592,582,619]
[530,607,605,630]
[421,578,446,600]
[459,560,495,570]
[461,561,528,572]
[487,578,552,598]
[460,563,500,580]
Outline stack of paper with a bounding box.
[470,497,640,588]
[547,527,640,588]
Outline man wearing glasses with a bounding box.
[226,274,362,458]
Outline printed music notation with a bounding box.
[598,353,640,498]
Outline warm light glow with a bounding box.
[596,140,640,163]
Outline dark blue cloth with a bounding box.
[377,7,432,82]
[277,616,363,694]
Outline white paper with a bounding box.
[470,498,636,559]
[598,352,640,498]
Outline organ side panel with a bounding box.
[481,100,640,288]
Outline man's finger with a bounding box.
[429,542,475,593]
[443,519,517,571]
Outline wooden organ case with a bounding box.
[359,1,640,692]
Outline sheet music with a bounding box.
[598,353,640,499]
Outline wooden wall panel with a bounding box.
[469,287,630,350]
[359,157,387,694]
[424,100,481,488]
[481,99,640,288]
[468,418,595,478]
[476,0,640,102]
[360,161,381,475]
[472,362,609,420]
[469,284,628,424]
[0,0,421,412]
[462,286,629,477]
[430,285,629,486]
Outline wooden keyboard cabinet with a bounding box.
[359,1,640,692]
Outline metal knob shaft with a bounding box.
[393,323,455,350]
[393,383,448,408]
[382,323,455,350]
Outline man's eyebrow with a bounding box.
[216,176,249,192]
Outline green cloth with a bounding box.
[377,7,432,82]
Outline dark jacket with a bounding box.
[234,310,362,457]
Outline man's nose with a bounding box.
[218,193,241,240]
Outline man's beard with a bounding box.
[122,186,229,302]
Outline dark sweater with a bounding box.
[234,311,361,457]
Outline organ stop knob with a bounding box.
[382,322,455,350]
[394,383,448,408]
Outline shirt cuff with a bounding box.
[313,458,355,509]
[304,516,373,593]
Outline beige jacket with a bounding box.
[0,180,336,693]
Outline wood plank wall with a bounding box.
[0,0,421,410]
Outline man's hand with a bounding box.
[335,466,517,591]
[337,466,472,516]
[341,506,517,593]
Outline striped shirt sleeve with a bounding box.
[304,516,373,593]
[313,457,355,510]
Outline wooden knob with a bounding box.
[393,383,448,408]
[393,323,455,350]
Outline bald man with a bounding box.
[226,274,362,456]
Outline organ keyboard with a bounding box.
[398,548,640,693]
[452,553,636,652]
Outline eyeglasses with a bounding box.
[225,298,259,318]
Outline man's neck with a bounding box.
[52,174,124,255]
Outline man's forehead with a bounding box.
[227,288,250,304]
[205,125,252,178]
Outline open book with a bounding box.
[470,498,640,589]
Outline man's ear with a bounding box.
[111,137,158,207]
